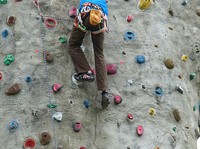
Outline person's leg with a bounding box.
[68,25,91,74]
[91,32,107,91]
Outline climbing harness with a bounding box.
[74,2,108,34]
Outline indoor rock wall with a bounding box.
[0,0,200,149]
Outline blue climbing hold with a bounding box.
[124,31,136,41]
[83,99,90,108]
[25,75,32,83]
[155,86,163,96]
[136,55,145,64]
[2,29,9,38]
[9,120,18,132]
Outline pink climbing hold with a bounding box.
[52,84,62,92]
[106,63,117,75]
[73,122,81,132]
[114,95,122,104]
[127,15,133,22]
[137,125,143,136]
[69,6,77,18]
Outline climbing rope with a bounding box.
[34,0,58,148]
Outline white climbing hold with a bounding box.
[52,112,62,122]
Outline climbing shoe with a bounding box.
[101,92,111,109]
[73,71,95,82]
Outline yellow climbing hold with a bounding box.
[181,55,188,61]
[149,108,156,116]
[138,0,152,10]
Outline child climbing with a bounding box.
[68,0,110,109]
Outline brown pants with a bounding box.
[68,22,107,91]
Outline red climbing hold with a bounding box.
[127,15,133,22]
[52,84,62,92]
[136,125,143,136]
[80,147,87,149]
[44,18,57,28]
[23,137,36,149]
[114,95,122,104]
[69,6,77,18]
[73,122,81,132]
[127,114,133,122]
[106,63,117,75]
[0,72,2,80]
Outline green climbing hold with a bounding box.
[58,36,67,43]
[173,127,176,132]
[47,103,57,108]
[4,54,15,66]
[0,0,7,4]
[193,105,197,111]
[190,73,196,80]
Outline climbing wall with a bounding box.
[0,0,200,149]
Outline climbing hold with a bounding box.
[193,105,197,111]
[175,85,183,94]
[124,31,136,41]
[6,16,16,26]
[122,51,127,55]
[0,0,7,4]
[148,108,156,116]
[126,15,133,22]
[9,120,18,132]
[69,6,77,18]
[44,18,57,28]
[138,0,152,10]
[181,55,188,61]
[168,26,173,30]
[114,95,122,104]
[182,0,187,5]
[173,127,177,132]
[190,73,195,80]
[136,55,145,64]
[73,122,81,132]
[0,72,3,80]
[58,145,64,149]
[58,36,67,43]
[196,10,200,16]
[4,54,15,65]
[155,44,158,47]
[155,147,160,149]
[23,137,36,149]
[164,58,174,69]
[172,108,181,122]
[106,63,117,75]
[52,112,62,122]
[39,131,51,145]
[52,84,62,92]
[80,147,87,149]
[6,83,21,95]
[127,114,133,122]
[2,29,9,38]
[193,43,200,56]
[127,80,133,85]
[154,86,163,96]
[25,75,32,83]
[47,103,57,108]
[83,99,91,108]
[136,125,143,136]
[43,51,53,63]
[168,9,174,16]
